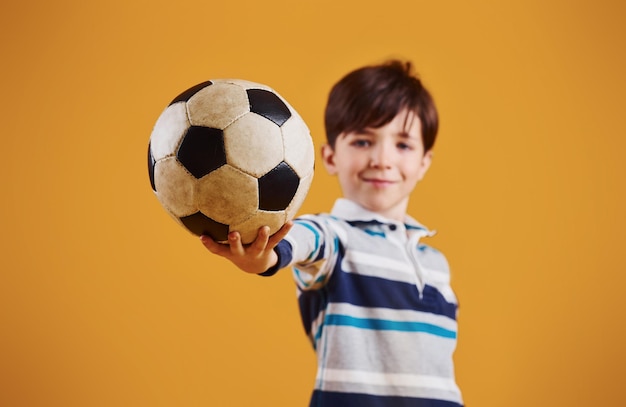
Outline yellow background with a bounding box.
[1,0,624,406]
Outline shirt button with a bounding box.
[389,224,397,231]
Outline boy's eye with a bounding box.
[351,139,371,147]
[397,142,412,150]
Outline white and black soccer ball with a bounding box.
[148,79,314,244]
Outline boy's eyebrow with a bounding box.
[398,131,420,140]
[352,128,417,139]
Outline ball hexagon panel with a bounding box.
[176,126,226,178]
[285,172,314,220]
[154,157,197,217]
[180,212,230,241]
[149,102,189,162]
[258,162,300,211]
[187,82,249,130]
[246,89,291,127]
[230,210,287,245]
[196,165,259,226]
[281,113,315,178]
[169,81,213,105]
[223,113,284,177]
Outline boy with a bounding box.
[201,60,463,406]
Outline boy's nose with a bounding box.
[369,144,393,169]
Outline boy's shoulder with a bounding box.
[416,241,450,272]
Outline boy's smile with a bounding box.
[322,109,432,222]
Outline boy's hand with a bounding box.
[200,221,293,275]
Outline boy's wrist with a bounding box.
[258,263,280,276]
[257,240,292,277]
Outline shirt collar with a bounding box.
[329,198,434,235]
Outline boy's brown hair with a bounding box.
[324,59,439,152]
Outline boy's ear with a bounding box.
[417,150,434,181]
[321,144,338,175]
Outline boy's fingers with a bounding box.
[228,231,245,255]
[268,221,293,247]
[251,226,270,252]
[200,235,228,256]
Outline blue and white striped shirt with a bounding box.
[272,199,463,407]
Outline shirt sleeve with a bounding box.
[264,215,341,291]
[258,239,293,277]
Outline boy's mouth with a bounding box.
[362,177,396,187]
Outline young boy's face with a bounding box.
[322,109,432,221]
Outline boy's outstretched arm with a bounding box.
[199,221,293,275]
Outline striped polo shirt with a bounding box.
[272,199,463,407]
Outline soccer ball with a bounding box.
[148,79,314,244]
